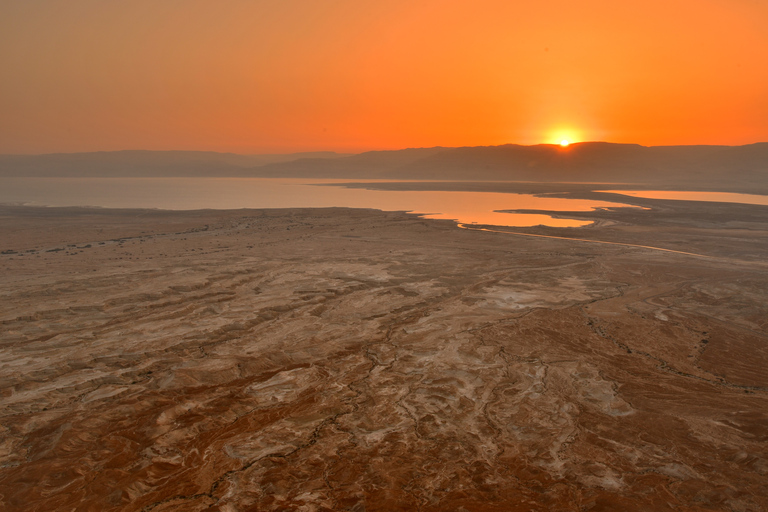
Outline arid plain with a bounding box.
[1,192,767,511]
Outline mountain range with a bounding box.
[2,143,767,192]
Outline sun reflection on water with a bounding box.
[0,178,643,228]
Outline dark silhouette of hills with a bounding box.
[0,150,348,177]
[2,143,766,192]
[253,143,768,189]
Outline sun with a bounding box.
[546,127,582,146]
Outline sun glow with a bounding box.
[547,127,582,146]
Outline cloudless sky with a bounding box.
[1,0,767,154]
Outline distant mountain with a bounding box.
[253,142,768,187]
[0,150,348,177]
[1,144,766,192]
[247,147,449,178]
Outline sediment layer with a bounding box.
[1,204,766,511]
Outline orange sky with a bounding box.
[1,0,767,154]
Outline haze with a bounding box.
[2,0,768,154]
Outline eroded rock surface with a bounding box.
[1,205,767,511]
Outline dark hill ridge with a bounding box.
[2,143,767,192]
[259,142,766,176]
[255,142,768,192]
[0,150,348,177]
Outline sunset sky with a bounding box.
[1,0,767,154]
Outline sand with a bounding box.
[1,200,767,511]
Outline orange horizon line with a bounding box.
[4,140,768,157]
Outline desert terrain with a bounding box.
[1,194,767,511]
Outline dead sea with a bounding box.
[0,177,640,228]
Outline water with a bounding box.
[600,190,768,206]
[0,177,637,228]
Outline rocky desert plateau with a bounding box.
[1,192,767,511]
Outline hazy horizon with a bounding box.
[3,139,768,157]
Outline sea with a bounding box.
[1,178,765,228]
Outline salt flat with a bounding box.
[1,200,767,511]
